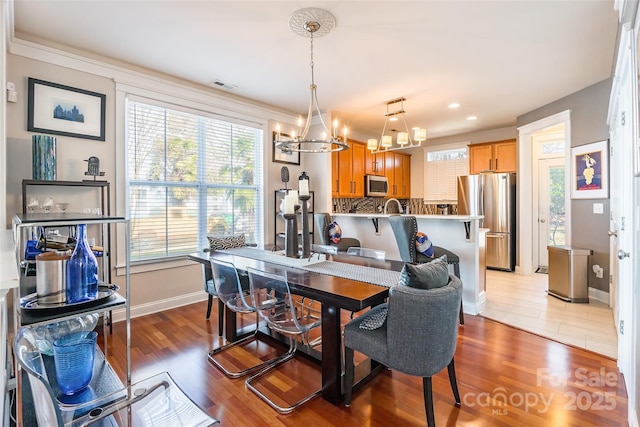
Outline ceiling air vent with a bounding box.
[210,79,237,90]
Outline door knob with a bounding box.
[540,219,546,223]
[618,249,630,260]
[608,230,617,237]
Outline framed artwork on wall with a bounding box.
[27,78,106,141]
[570,140,608,199]
[272,131,300,165]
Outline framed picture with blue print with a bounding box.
[27,78,106,141]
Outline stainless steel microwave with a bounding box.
[365,175,389,197]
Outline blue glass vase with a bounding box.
[66,224,99,303]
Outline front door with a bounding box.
[537,157,566,268]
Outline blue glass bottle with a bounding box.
[66,224,99,303]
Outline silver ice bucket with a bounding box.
[36,251,71,305]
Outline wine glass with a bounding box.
[26,197,39,212]
[40,197,54,213]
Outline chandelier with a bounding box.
[275,8,349,154]
[367,97,426,153]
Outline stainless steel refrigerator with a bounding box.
[457,173,516,271]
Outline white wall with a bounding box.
[5,39,299,316]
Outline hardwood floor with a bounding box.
[101,300,628,426]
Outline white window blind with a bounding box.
[126,99,263,262]
[423,146,469,202]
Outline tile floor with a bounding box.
[480,269,618,359]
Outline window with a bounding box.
[423,145,469,202]
[126,99,263,262]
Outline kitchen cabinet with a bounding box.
[365,149,385,176]
[384,152,411,198]
[469,139,517,174]
[11,212,131,425]
[333,139,365,197]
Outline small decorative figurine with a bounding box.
[281,166,290,189]
[84,156,106,181]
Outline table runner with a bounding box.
[217,247,400,288]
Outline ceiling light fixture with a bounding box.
[448,102,460,109]
[275,8,348,154]
[368,97,426,153]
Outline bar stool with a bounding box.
[389,215,465,325]
[314,213,361,252]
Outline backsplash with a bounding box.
[331,198,458,215]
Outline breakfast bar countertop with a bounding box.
[331,213,483,221]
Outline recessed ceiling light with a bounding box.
[448,102,460,109]
[466,116,477,121]
[389,117,398,122]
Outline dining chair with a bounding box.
[389,215,465,325]
[314,213,361,252]
[311,243,338,255]
[343,275,463,427]
[245,267,323,414]
[202,233,255,333]
[208,258,291,378]
[346,247,386,260]
[14,327,218,427]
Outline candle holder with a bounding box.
[299,194,311,258]
[283,212,298,258]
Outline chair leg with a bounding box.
[423,377,435,427]
[245,336,321,414]
[447,358,461,405]
[206,294,213,319]
[344,346,355,406]
[459,301,465,325]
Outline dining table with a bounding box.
[187,248,405,404]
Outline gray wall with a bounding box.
[517,78,612,292]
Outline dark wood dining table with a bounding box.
[187,249,404,404]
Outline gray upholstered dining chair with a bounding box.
[343,275,463,427]
[314,213,361,252]
[208,258,290,378]
[388,215,465,325]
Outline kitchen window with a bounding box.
[423,145,469,202]
[126,99,263,262]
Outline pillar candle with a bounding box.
[284,194,294,214]
[299,179,309,196]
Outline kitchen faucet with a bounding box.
[383,198,403,215]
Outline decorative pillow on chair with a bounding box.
[415,231,435,258]
[207,234,246,251]
[328,221,342,244]
[399,254,449,290]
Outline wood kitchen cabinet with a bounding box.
[365,149,385,176]
[384,152,411,198]
[469,139,517,174]
[333,139,365,197]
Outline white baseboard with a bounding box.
[588,287,610,305]
[110,292,208,323]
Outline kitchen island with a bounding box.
[331,213,487,315]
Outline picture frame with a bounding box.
[27,78,106,141]
[571,140,608,199]
[272,131,300,165]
